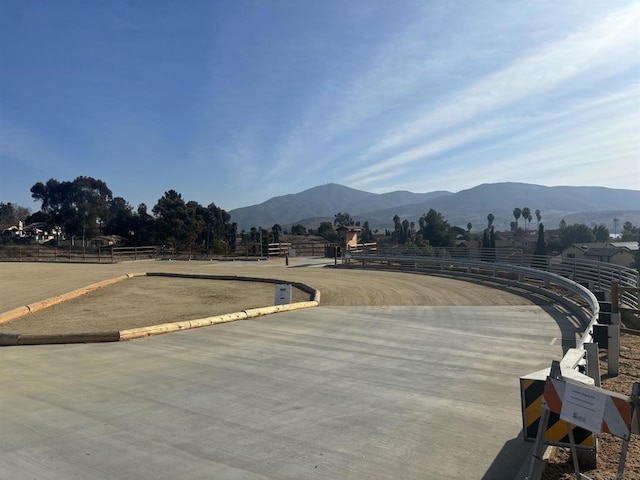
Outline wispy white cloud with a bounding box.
[359,1,640,163]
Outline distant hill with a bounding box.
[229,182,640,233]
[229,183,452,231]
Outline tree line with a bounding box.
[2,179,639,261]
[4,176,237,252]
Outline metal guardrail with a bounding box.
[344,252,602,332]
[348,248,639,310]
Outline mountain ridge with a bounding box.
[229,182,640,233]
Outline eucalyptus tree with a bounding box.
[30,176,113,240]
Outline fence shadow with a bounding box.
[481,429,531,480]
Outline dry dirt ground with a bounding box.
[0,259,538,334]
[1,259,638,477]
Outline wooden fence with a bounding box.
[0,245,157,263]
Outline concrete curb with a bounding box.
[0,272,321,346]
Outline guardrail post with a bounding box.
[608,325,620,377]
[584,342,600,387]
[611,280,620,313]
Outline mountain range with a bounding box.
[228,182,640,233]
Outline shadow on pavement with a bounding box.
[481,429,531,480]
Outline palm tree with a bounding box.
[487,213,494,230]
[513,208,522,230]
[535,209,541,226]
[522,207,531,231]
[466,222,472,233]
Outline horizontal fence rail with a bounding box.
[344,250,603,329]
[0,245,157,263]
[351,247,638,312]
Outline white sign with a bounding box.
[560,381,608,433]
[274,284,292,305]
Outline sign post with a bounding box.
[274,284,292,305]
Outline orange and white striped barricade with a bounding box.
[543,374,637,480]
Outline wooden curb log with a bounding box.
[0,273,145,325]
[0,272,321,346]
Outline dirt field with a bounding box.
[1,259,637,477]
[0,259,536,335]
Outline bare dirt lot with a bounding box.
[0,259,536,335]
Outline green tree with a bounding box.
[318,221,337,242]
[133,203,155,245]
[0,202,31,224]
[592,224,610,242]
[522,207,531,231]
[487,213,494,230]
[466,222,472,233]
[534,223,547,256]
[559,219,567,230]
[361,221,374,243]
[532,223,548,269]
[620,222,638,241]
[418,209,452,248]
[512,208,522,231]
[334,212,354,228]
[152,190,202,250]
[560,223,595,249]
[488,226,496,262]
[392,214,402,243]
[481,228,490,262]
[30,176,113,241]
[401,219,410,244]
[290,224,306,235]
[103,197,136,240]
[271,224,282,243]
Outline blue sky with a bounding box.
[1,0,639,213]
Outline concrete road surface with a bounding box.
[1,297,577,479]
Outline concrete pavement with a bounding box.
[0,304,578,479]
